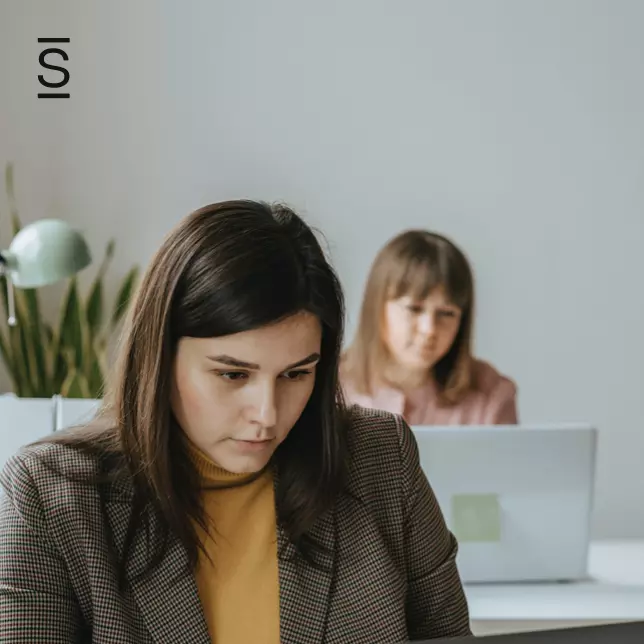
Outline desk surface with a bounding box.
[465,540,644,622]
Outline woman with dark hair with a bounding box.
[0,202,471,643]
[342,229,518,426]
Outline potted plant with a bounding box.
[0,163,138,398]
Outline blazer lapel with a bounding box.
[106,499,211,644]
[277,503,337,644]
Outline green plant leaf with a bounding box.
[52,278,85,389]
[60,369,91,399]
[10,214,21,238]
[18,287,48,396]
[0,276,9,328]
[5,164,22,236]
[5,163,15,210]
[85,279,103,341]
[104,238,116,263]
[0,274,41,395]
[41,321,58,393]
[0,325,11,371]
[111,266,139,328]
[43,322,54,346]
[8,321,33,397]
[14,289,47,396]
[86,343,106,399]
[85,238,116,341]
[0,273,19,394]
[0,325,18,392]
[2,289,41,396]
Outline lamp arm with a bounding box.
[0,253,17,327]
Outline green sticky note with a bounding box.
[451,493,501,542]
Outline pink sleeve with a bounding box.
[485,379,519,424]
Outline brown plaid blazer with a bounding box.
[0,405,471,643]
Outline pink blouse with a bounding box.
[341,359,518,426]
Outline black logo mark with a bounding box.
[38,38,70,98]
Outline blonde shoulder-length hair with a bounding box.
[342,229,476,406]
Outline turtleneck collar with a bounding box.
[186,439,269,489]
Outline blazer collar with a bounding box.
[105,500,211,644]
[276,475,337,644]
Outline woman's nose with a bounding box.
[417,312,436,336]
[249,383,277,428]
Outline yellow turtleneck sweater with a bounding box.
[188,443,280,644]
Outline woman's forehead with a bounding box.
[177,313,322,362]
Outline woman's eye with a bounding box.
[282,370,312,380]
[406,305,424,314]
[217,371,248,381]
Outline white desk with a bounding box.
[467,540,644,636]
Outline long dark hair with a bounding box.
[39,200,349,586]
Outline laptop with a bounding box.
[418,620,644,643]
[412,423,597,583]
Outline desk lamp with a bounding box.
[0,219,91,326]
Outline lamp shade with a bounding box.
[0,219,92,288]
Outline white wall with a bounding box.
[1,0,644,538]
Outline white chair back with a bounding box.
[0,395,56,471]
[54,396,102,431]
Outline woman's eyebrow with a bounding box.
[206,352,321,370]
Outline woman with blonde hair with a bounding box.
[342,229,518,426]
